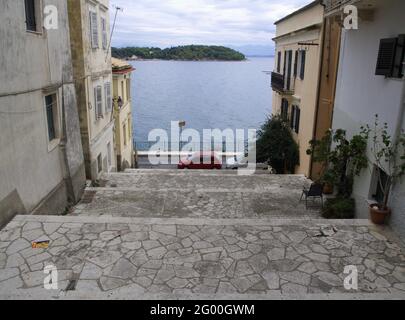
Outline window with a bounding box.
[89,10,99,49]
[123,123,127,146]
[290,105,301,134]
[280,98,289,121]
[371,166,389,203]
[104,82,112,113]
[126,79,131,101]
[97,153,103,173]
[25,0,37,32]
[94,85,103,119]
[107,142,112,167]
[45,94,58,142]
[277,52,281,73]
[375,35,405,78]
[299,50,306,80]
[101,17,107,50]
[283,51,287,79]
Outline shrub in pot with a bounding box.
[308,129,368,197]
[362,115,405,225]
[321,170,335,195]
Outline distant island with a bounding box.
[112,45,246,61]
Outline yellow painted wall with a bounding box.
[113,72,134,170]
[272,3,324,177]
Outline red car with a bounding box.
[178,152,222,170]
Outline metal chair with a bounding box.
[300,183,324,209]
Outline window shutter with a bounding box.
[95,86,103,119]
[300,51,306,80]
[290,106,295,129]
[94,87,98,119]
[90,11,99,48]
[286,50,292,91]
[101,18,107,50]
[126,79,131,101]
[25,0,37,31]
[294,51,298,77]
[393,35,405,78]
[281,99,289,121]
[105,83,112,112]
[97,86,103,117]
[277,52,281,73]
[375,38,398,76]
[295,107,301,134]
[45,95,56,141]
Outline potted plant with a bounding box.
[307,129,368,197]
[308,128,369,219]
[362,115,405,225]
[322,170,335,195]
[307,130,334,194]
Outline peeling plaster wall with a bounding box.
[67,0,116,180]
[0,0,85,222]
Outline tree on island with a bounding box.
[112,45,246,61]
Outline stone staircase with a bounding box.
[72,169,321,219]
[0,169,405,300]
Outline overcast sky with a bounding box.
[110,0,312,54]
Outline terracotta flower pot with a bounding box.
[369,204,391,225]
[323,183,334,195]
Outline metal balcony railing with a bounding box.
[134,140,250,153]
[271,72,284,92]
[271,72,294,95]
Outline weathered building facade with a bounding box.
[112,58,135,171]
[271,1,325,176]
[324,0,405,237]
[0,0,86,227]
[67,0,116,180]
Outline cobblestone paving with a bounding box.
[1,216,405,299]
[72,172,321,219]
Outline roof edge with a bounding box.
[274,0,322,25]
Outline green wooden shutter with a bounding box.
[300,51,306,80]
[295,107,301,134]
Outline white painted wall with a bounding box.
[332,0,405,238]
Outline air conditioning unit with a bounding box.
[375,34,405,78]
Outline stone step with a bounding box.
[102,171,310,190]
[124,169,275,175]
[1,215,405,300]
[72,188,321,219]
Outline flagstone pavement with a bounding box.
[0,170,404,299]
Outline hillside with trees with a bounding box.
[112,45,246,61]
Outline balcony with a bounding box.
[271,72,294,95]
